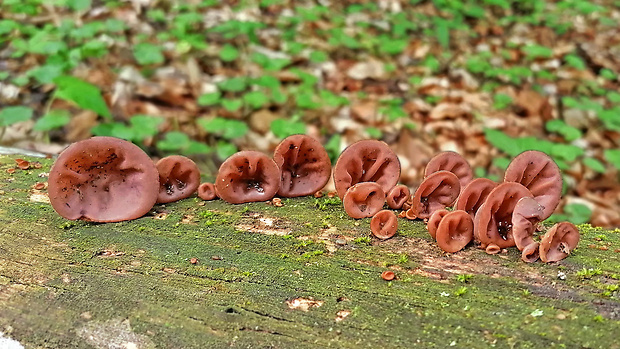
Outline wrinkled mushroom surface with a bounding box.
[540,222,580,263]
[48,136,159,222]
[504,150,562,220]
[215,151,280,204]
[273,135,331,197]
[333,140,400,199]
[342,182,386,219]
[427,208,449,239]
[156,155,201,203]
[512,196,544,251]
[370,210,398,240]
[474,182,532,249]
[424,151,473,191]
[435,210,474,253]
[455,178,498,220]
[409,170,460,219]
[386,184,410,209]
[198,182,217,201]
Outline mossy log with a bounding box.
[0,155,619,349]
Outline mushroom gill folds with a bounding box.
[455,178,497,220]
[435,210,474,253]
[215,151,280,204]
[333,140,400,199]
[386,184,410,210]
[156,155,201,203]
[540,222,580,263]
[342,182,386,219]
[48,136,159,222]
[512,197,544,263]
[370,210,398,240]
[408,170,460,219]
[424,151,473,190]
[474,182,532,249]
[273,135,331,197]
[504,150,562,220]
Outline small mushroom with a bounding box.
[342,182,386,219]
[273,135,331,197]
[215,151,280,204]
[386,184,410,209]
[485,244,501,255]
[424,151,473,191]
[454,178,498,220]
[474,182,532,249]
[427,208,450,239]
[512,196,545,263]
[156,155,201,203]
[409,170,460,219]
[370,210,398,240]
[333,140,400,199]
[48,136,159,222]
[435,210,474,253]
[504,150,562,220]
[197,183,217,201]
[539,222,580,263]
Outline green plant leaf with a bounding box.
[222,98,243,112]
[270,118,306,139]
[129,115,164,141]
[28,64,64,84]
[493,93,513,110]
[564,203,592,225]
[184,141,212,155]
[53,75,111,119]
[91,122,135,140]
[0,106,33,127]
[243,91,269,109]
[219,44,240,62]
[484,128,520,156]
[198,92,222,106]
[215,141,237,160]
[157,132,191,151]
[604,149,620,171]
[583,157,606,173]
[33,110,70,131]
[197,117,248,139]
[133,43,164,65]
[522,44,553,59]
[309,50,328,63]
[218,77,247,92]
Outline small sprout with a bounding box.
[522,289,531,296]
[576,268,603,279]
[381,270,395,281]
[456,274,474,283]
[353,236,372,245]
[593,315,605,323]
[530,309,544,317]
[455,286,468,296]
[397,254,409,264]
[279,253,289,259]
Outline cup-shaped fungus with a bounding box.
[215,151,280,204]
[504,150,562,220]
[198,182,217,201]
[156,155,201,203]
[455,178,498,220]
[273,135,331,197]
[512,196,545,263]
[474,182,532,249]
[435,210,474,253]
[333,140,400,199]
[48,136,159,222]
[408,170,460,220]
[427,208,449,239]
[370,210,398,240]
[539,222,580,263]
[342,182,386,219]
[424,151,473,191]
[386,184,410,209]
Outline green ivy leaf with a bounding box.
[0,106,33,127]
[198,92,222,106]
[157,131,190,151]
[53,75,111,119]
[28,64,64,84]
[270,118,306,139]
[33,110,70,131]
[129,115,164,141]
[484,128,520,156]
[218,77,247,92]
[220,44,240,62]
[604,149,620,171]
[583,157,606,173]
[197,117,248,139]
[243,91,269,109]
[133,42,164,65]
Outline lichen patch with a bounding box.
[77,318,155,349]
[286,297,323,311]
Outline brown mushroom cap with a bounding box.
[409,170,460,219]
[427,208,450,239]
[215,151,280,204]
[424,151,473,191]
[540,222,580,263]
[48,136,159,222]
[156,155,201,203]
[474,182,532,249]
[522,242,540,263]
[512,197,544,251]
[333,140,400,199]
[342,182,386,219]
[273,135,331,197]
[455,178,498,220]
[370,210,398,240]
[386,184,410,210]
[198,182,217,201]
[504,150,562,220]
[435,210,474,253]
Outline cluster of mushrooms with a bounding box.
[47,135,579,263]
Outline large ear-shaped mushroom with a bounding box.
[427,208,449,239]
[435,210,474,253]
[504,150,562,220]
[342,182,386,219]
[156,155,201,203]
[424,151,473,191]
[474,182,532,249]
[215,151,280,204]
[370,210,398,240]
[273,134,331,197]
[408,170,460,219]
[333,140,400,199]
[454,178,498,221]
[539,222,580,263]
[386,184,410,210]
[512,196,544,263]
[48,136,159,222]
